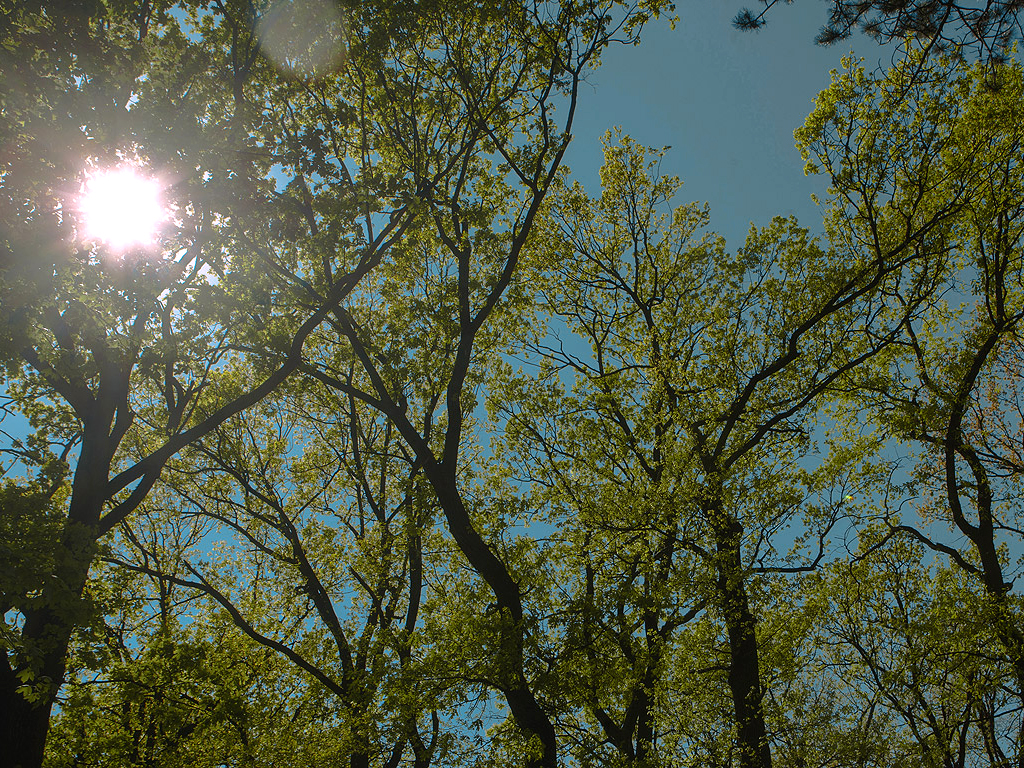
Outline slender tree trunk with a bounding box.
[714,513,771,768]
[974,551,1024,768]
[430,478,557,768]
[633,669,656,764]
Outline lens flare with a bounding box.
[256,0,348,79]
[80,167,165,251]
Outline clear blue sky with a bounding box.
[564,2,889,247]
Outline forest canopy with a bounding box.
[2,2,1024,768]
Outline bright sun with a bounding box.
[80,166,166,251]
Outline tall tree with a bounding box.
[245,3,676,765]
[2,1,677,765]
[796,49,1024,767]
[493,132,950,768]
[0,1,420,763]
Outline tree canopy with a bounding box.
[4,2,1024,768]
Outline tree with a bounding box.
[796,49,1024,766]
[20,3,1024,767]
[0,3,240,760]
[3,0,678,765]
[490,132,942,768]
[733,0,1023,59]
[0,1,422,763]
[232,3,676,766]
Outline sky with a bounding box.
[563,1,890,248]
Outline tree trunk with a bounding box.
[714,513,771,768]
[0,674,57,768]
[0,557,92,768]
[0,441,108,768]
[430,477,557,768]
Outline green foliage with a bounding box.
[796,47,1024,767]
[6,4,1024,768]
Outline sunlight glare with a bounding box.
[256,0,347,79]
[80,166,165,251]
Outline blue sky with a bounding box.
[564,2,889,247]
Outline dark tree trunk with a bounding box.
[714,514,771,768]
[0,674,57,768]
[429,476,557,768]
[0,437,108,768]
[0,552,93,768]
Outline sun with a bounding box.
[80,166,166,251]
